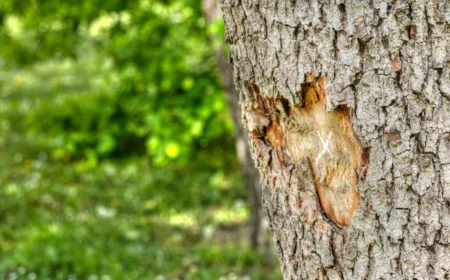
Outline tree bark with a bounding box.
[202,0,266,250]
[220,0,450,279]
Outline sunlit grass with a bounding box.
[0,155,280,279]
[210,204,249,224]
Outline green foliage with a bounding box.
[0,0,281,278]
[1,0,234,166]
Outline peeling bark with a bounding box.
[220,0,450,279]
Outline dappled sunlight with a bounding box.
[88,12,131,38]
[166,212,197,228]
[210,203,249,225]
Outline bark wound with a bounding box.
[391,52,402,71]
[249,76,366,226]
[385,129,402,144]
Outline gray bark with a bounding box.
[220,0,450,279]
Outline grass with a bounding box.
[0,158,279,279]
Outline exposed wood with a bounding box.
[249,76,364,226]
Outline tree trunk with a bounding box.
[202,0,267,250]
[220,0,450,279]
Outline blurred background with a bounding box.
[0,0,281,279]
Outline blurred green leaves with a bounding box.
[0,0,234,166]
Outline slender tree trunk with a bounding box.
[202,0,266,250]
[221,0,450,279]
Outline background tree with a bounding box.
[221,0,450,279]
[202,0,268,251]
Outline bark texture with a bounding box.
[220,0,450,279]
